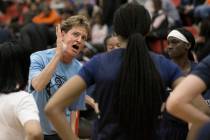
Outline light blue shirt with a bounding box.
[28,48,86,135]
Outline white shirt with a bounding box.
[91,24,108,44]
[0,91,39,140]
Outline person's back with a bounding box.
[0,91,39,140]
[78,48,181,139]
[0,40,42,140]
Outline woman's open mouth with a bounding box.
[72,45,79,50]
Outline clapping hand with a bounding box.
[55,24,66,58]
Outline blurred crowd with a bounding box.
[1,0,210,62]
[0,0,126,56]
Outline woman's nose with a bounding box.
[76,36,82,42]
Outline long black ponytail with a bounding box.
[113,2,164,139]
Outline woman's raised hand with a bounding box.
[55,24,66,58]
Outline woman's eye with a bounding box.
[72,32,79,37]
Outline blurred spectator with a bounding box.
[0,27,12,43]
[59,8,75,20]
[22,2,39,25]
[78,42,105,62]
[102,0,127,28]
[178,0,205,25]
[195,19,210,61]
[19,22,56,54]
[50,0,65,11]
[145,0,169,39]
[32,2,61,26]
[145,0,169,54]
[104,34,120,52]
[91,10,108,45]
[162,0,182,27]
[0,1,18,26]
[194,0,210,21]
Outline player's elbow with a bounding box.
[24,120,43,140]
[31,80,45,92]
[166,94,180,116]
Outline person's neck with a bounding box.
[172,56,191,74]
[61,55,73,64]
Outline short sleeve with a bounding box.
[16,93,40,125]
[165,60,183,84]
[191,55,210,88]
[28,53,45,92]
[78,55,99,87]
[156,55,183,87]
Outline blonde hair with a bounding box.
[61,15,90,34]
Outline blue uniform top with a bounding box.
[191,54,210,88]
[78,48,182,140]
[191,55,210,106]
[190,55,210,140]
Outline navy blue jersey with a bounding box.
[78,48,182,140]
[191,55,210,107]
[191,55,210,88]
